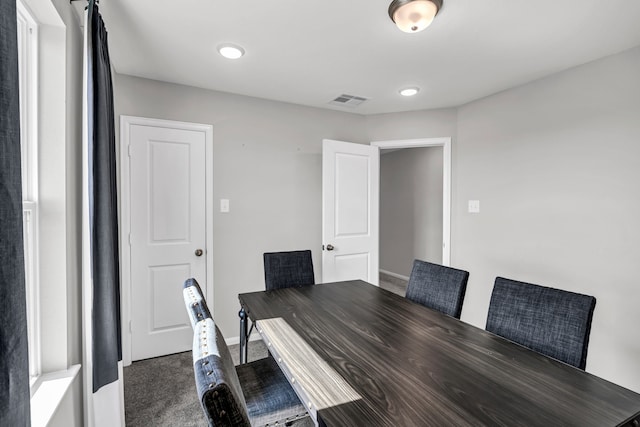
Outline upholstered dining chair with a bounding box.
[238,250,314,365]
[183,279,310,427]
[404,259,469,319]
[263,250,315,291]
[486,277,597,370]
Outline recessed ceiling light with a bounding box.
[218,44,245,59]
[399,87,420,97]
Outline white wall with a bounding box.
[367,47,640,393]
[366,108,458,142]
[113,75,368,340]
[454,46,640,393]
[114,45,640,394]
[380,147,443,277]
[369,46,640,393]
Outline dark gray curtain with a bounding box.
[87,0,122,392]
[0,0,31,424]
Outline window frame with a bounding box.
[16,0,41,390]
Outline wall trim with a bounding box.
[379,269,410,281]
[371,137,452,266]
[226,331,262,347]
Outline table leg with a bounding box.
[239,307,248,364]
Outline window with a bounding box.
[17,0,40,387]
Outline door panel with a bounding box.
[335,153,370,236]
[334,253,370,282]
[322,139,379,285]
[149,264,191,331]
[130,124,206,361]
[149,140,191,242]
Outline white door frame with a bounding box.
[371,137,451,266]
[119,115,214,366]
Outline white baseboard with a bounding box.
[379,269,410,281]
[226,330,262,346]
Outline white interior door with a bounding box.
[128,121,207,361]
[322,139,379,285]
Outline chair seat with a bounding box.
[236,356,308,427]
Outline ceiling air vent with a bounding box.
[329,94,368,108]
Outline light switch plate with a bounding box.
[220,199,230,213]
[468,200,480,213]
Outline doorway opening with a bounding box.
[371,138,451,296]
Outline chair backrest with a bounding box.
[263,250,315,291]
[183,278,251,427]
[486,277,596,370]
[405,260,469,319]
[193,319,251,427]
[183,277,211,328]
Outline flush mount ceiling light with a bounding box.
[217,44,245,59]
[399,87,420,97]
[388,0,443,33]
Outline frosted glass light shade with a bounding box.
[389,0,442,33]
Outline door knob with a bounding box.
[326,244,335,251]
[195,249,203,257]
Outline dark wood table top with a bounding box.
[239,280,640,427]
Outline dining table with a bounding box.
[238,280,640,426]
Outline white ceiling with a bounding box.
[98,0,640,115]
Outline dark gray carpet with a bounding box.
[124,341,268,426]
[124,350,204,427]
